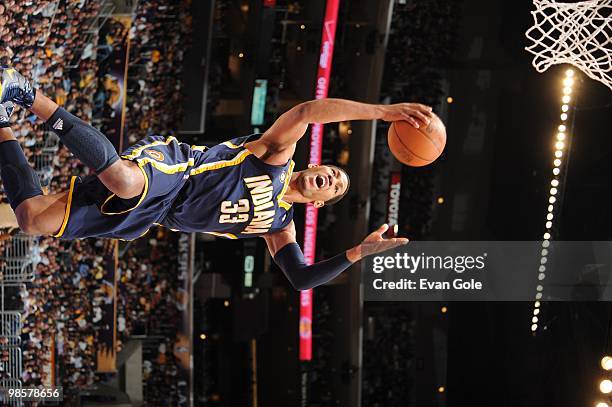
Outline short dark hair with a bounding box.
[324,166,350,206]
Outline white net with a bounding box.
[525,0,612,90]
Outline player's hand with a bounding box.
[347,224,409,262]
[380,102,433,128]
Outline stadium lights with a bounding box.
[532,68,576,333]
[437,386,445,393]
[602,356,612,371]
[600,379,612,394]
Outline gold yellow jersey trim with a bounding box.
[100,163,150,215]
[122,136,178,160]
[278,160,295,211]
[205,231,238,239]
[53,176,77,238]
[191,145,208,152]
[189,149,252,176]
[222,140,244,149]
[126,156,195,175]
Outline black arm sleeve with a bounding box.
[273,243,353,290]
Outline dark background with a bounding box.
[184,0,612,406]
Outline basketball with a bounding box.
[387,113,446,167]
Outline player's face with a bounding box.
[297,165,349,204]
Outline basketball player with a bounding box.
[0,67,433,290]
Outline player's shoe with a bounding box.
[0,102,15,128]
[0,67,35,109]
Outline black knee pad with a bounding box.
[1,163,43,210]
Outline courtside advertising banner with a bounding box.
[300,0,340,362]
[386,172,402,237]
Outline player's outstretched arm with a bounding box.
[263,222,408,291]
[250,99,433,165]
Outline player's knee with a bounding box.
[14,202,39,235]
[100,159,145,199]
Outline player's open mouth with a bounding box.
[315,175,326,189]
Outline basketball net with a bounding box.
[525,0,612,91]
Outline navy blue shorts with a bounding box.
[53,135,199,240]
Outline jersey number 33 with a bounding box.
[219,199,250,223]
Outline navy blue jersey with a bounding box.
[160,134,295,238]
[56,134,294,241]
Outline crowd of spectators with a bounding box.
[362,304,416,406]
[369,0,460,239]
[20,237,114,396]
[364,2,459,404]
[124,0,192,145]
[0,0,108,396]
[0,0,192,404]
[382,0,461,104]
[309,288,340,406]
[116,229,185,405]
[0,0,103,200]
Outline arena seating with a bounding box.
[124,0,192,144]
[0,0,192,403]
[362,305,415,406]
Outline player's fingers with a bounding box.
[412,111,431,126]
[417,103,434,114]
[376,223,389,235]
[404,117,420,128]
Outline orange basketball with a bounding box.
[387,113,446,167]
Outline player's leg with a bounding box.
[13,190,68,236]
[0,67,145,200]
[30,91,145,199]
[0,122,66,235]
